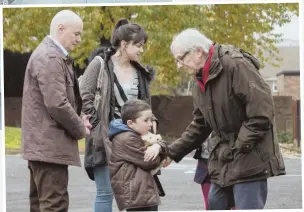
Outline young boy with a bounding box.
[108,99,167,211]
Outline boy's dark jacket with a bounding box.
[108,119,167,211]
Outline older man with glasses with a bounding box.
[162,28,286,210]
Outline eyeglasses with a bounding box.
[175,50,191,64]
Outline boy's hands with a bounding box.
[144,143,161,162]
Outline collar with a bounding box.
[48,35,68,57]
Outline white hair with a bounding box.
[170,28,213,54]
[50,10,82,37]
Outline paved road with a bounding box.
[5,155,302,211]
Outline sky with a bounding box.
[273,14,299,46]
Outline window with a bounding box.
[273,81,278,92]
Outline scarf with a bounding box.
[196,45,215,92]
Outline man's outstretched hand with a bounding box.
[162,157,173,167]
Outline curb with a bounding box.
[6,146,300,156]
[5,149,22,155]
[279,146,301,154]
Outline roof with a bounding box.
[276,70,300,77]
[259,45,300,79]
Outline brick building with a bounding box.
[276,71,300,100]
[259,44,300,100]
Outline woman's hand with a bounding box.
[144,143,161,162]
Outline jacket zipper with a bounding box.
[205,64,231,187]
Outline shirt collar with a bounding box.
[48,35,68,57]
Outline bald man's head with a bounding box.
[50,10,83,52]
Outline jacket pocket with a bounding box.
[66,86,76,110]
[218,142,235,162]
[256,143,269,162]
[129,178,136,201]
[232,146,267,179]
[207,149,218,177]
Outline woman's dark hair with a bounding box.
[110,18,148,49]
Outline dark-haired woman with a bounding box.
[79,19,158,212]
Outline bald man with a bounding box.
[21,10,92,211]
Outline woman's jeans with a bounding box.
[93,165,113,212]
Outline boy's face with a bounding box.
[127,109,153,135]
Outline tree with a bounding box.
[3,3,299,95]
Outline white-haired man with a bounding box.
[22,10,91,211]
[164,29,286,210]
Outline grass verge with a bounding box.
[6,127,299,157]
[5,126,85,154]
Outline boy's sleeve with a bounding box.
[119,134,161,171]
